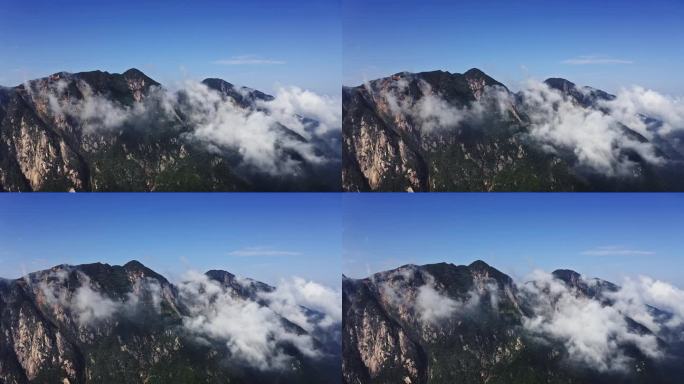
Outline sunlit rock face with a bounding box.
[343,69,684,192]
[0,68,341,192]
[343,260,684,384]
[0,261,341,384]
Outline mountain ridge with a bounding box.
[0,260,341,383]
[342,68,684,192]
[343,260,684,383]
[0,68,341,192]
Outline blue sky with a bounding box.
[0,0,341,96]
[343,0,684,95]
[0,194,341,287]
[2,193,682,288]
[343,194,684,286]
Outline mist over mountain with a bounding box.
[342,69,684,191]
[0,69,341,191]
[343,260,684,383]
[0,261,341,383]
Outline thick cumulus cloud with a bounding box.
[259,277,342,332]
[27,78,341,176]
[178,271,338,371]
[370,76,684,177]
[518,80,666,176]
[263,86,342,136]
[520,270,668,372]
[602,87,684,136]
[607,276,684,333]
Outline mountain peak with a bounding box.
[391,71,413,78]
[544,78,577,92]
[468,259,491,270]
[201,78,274,105]
[0,261,338,382]
[464,68,487,77]
[202,77,234,90]
[422,69,450,75]
[205,269,236,283]
[121,68,159,87]
[204,269,274,297]
[463,68,507,93]
[123,68,145,77]
[123,259,147,270]
[121,260,169,285]
[552,269,582,285]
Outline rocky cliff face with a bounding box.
[0,261,341,384]
[0,69,340,191]
[343,261,684,384]
[342,69,684,191]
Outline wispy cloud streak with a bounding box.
[581,246,655,256]
[212,55,286,65]
[228,247,302,257]
[562,56,633,65]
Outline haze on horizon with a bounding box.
[0,0,341,96]
[343,0,684,96]
[0,193,341,288]
[343,193,684,287]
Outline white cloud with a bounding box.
[175,80,328,175]
[368,265,683,373]
[125,277,164,312]
[178,271,327,370]
[377,268,482,325]
[176,80,339,175]
[31,267,336,371]
[259,277,342,331]
[30,79,143,132]
[38,270,122,325]
[369,78,511,133]
[602,86,684,135]
[227,246,302,257]
[415,283,462,324]
[29,76,340,176]
[607,276,684,332]
[370,75,683,178]
[414,275,497,324]
[581,246,656,257]
[412,92,468,132]
[263,86,342,136]
[518,79,666,176]
[71,278,120,323]
[521,270,663,372]
[212,55,286,65]
[34,269,171,327]
[562,56,634,65]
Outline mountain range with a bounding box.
[0,261,341,383]
[343,260,684,383]
[0,69,341,191]
[342,69,684,191]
